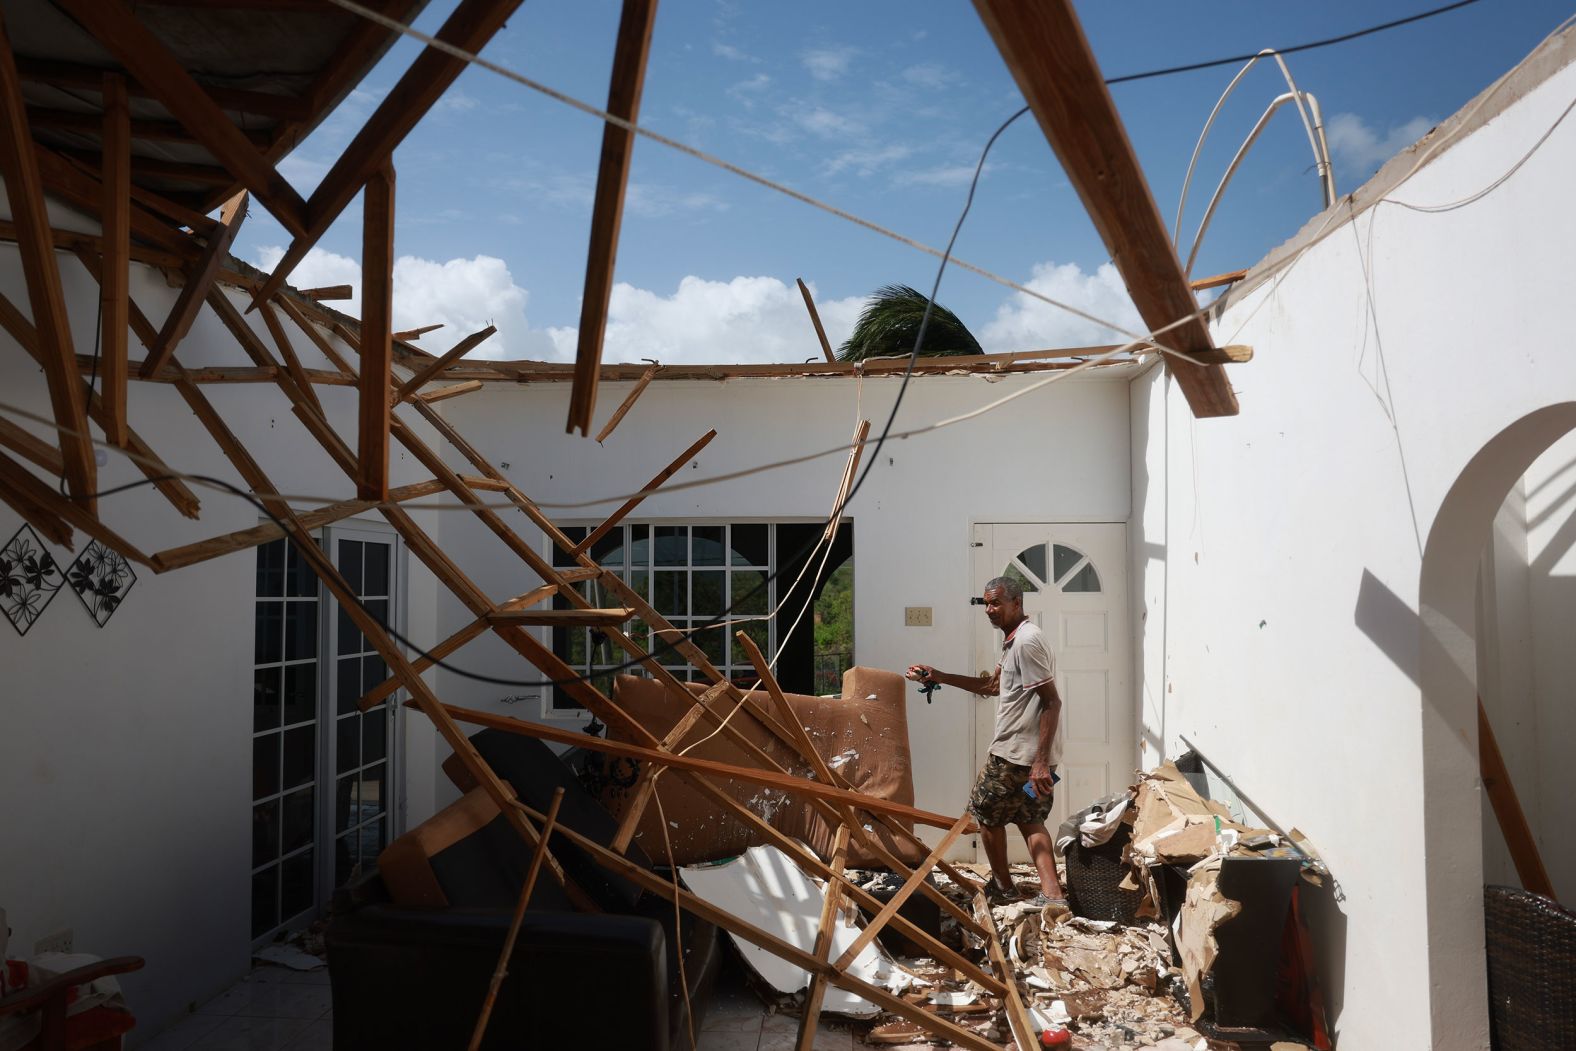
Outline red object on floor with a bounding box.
[1039,1027,1072,1047]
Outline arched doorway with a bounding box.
[1419,403,1576,1044]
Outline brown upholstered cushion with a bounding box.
[587,666,922,868]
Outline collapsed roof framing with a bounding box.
[0,1,1250,1044]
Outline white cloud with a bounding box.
[823,143,913,177]
[802,46,856,82]
[712,41,758,63]
[1325,112,1435,176]
[979,261,1142,352]
[901,63,957,89]
[435,89,479,114]
[794,106,863,139]
[726,73,771,106]
[625,183,731,218]
[253,246,558,360]
[895,162,989,188]
[546,276,865,365]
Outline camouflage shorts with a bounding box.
[968,753,1054,829]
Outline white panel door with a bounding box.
[971,523,1132,861]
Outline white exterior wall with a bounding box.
[437,371,1134,835]
[1130,27,1576,1048]
[0,244,441,1038]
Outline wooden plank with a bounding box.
[0,223,184,274]
[0,449,151,565]
[796,278,836,364]
[971,0,1239,418]
[51,0,309,237]
[973,890,1038,1050]
[1189,268,1247,291]
[144,191,248,376]
[0,417,64,476]
[608,681,726,854]
[302,285,353,301]
[0,453,73,547]
[566,0,660,435]
[574,429,716,556]
[358,162,395,499]
[150,479,447,572]
[796,824,851,1051]
[1479,697,1556,898]
[273,294,358,376]
[593,361,658,443]
[823,419,869,543]
[394,326,495,402]
[32,146,195,255]
[99,74,131,448]
[414,379,483,404]
[257,302,325,415]
[485,607,634,627]
[393,323,444,342]
[26,104,272,148]
[832,812,970,970]
[253,0,527,304]
[0,20,95,509]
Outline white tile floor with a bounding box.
[139,966,331,1051]
[140,960,859,1051]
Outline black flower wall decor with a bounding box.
[67,541,137,627]
[1,525,67,637]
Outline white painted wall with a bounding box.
[437,369,1135,841]
[1130,25,1576,1049]
[0,241,441,1040]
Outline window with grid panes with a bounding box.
[550,523,773,711]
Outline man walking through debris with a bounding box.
[907,576,1066,907]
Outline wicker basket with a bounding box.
[1063,825,1144,925]
[1485,885,1576,1050]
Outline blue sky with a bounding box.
[236,0,1574,362]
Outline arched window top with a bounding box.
[1003,542,1101,594]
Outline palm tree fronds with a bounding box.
[837,284,983,362]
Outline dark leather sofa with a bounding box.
[325,730,721,1051]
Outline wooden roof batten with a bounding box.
[972,0,1240,418]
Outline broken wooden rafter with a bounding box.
[795,824,850,1051]
[796,278,837,364]
[823,419,869,544]
[566,0,660,436]
[1189,268,1248,291]
[973,890,1038,1050]
[301,285,353,302]
[573,429,716,556]
[833,812,971,970]
[0,18,95,509]
[972,0,1239,417]
[99,74,131,448]
[50,0,310,237]
[257,302,325,415]
[31,146,195,256]
[485,607,634,627]
[593,360,659,443]
[252,0,527,305]
[143,191,249,377]
[0,448,150,564]
[25,104,273,149]
[150,479,448,573]
[0,417,64,477]
[393,323,444,342]
[358,162,396,500]
[417,378,482,405]
[79,357,352,388]
[273,294,358,377]
[394,325,496,403]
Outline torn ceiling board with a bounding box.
[681,845,913,1018]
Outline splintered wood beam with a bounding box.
[393,323,444,342]
[144,191,248,377]
[485,607,633,627]
[99,74,131,447]
[0,22,95,510]
[1189,268,1247,291]
[50,0,309,237]
[302,285,353,301]
[358,163,395,500]
[972,0,1238,418]
[566,0,660,436]
[0,453,73,546]
[394,325,495,402]
[31,146,194,256]
[253,0,527,304]
[593,361,658,443]
[574,429,715,555]
[796,278,836,363]
[415,380,482,404]
[257,302,323,414]
[796,823,851,1051]
[0,449,151,564]
[0,417,64,477]
[273,294,358,376]
[823,419,869,543]
[150,479,448,573]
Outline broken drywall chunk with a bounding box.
[1175,858,1242,1021]
[681,845,907,1018]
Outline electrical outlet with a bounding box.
[904,606,932,627]
[34,929,72,956]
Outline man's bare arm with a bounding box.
[906,664,994,696]
[1029,679,1062,794]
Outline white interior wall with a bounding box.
[1129,26,1576,1049]
[434,371,1134,844]
[0,240,441,1038]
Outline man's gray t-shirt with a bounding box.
[989,620,1062,767]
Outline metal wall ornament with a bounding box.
[67,541,138,627]
[1,524,67,637]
